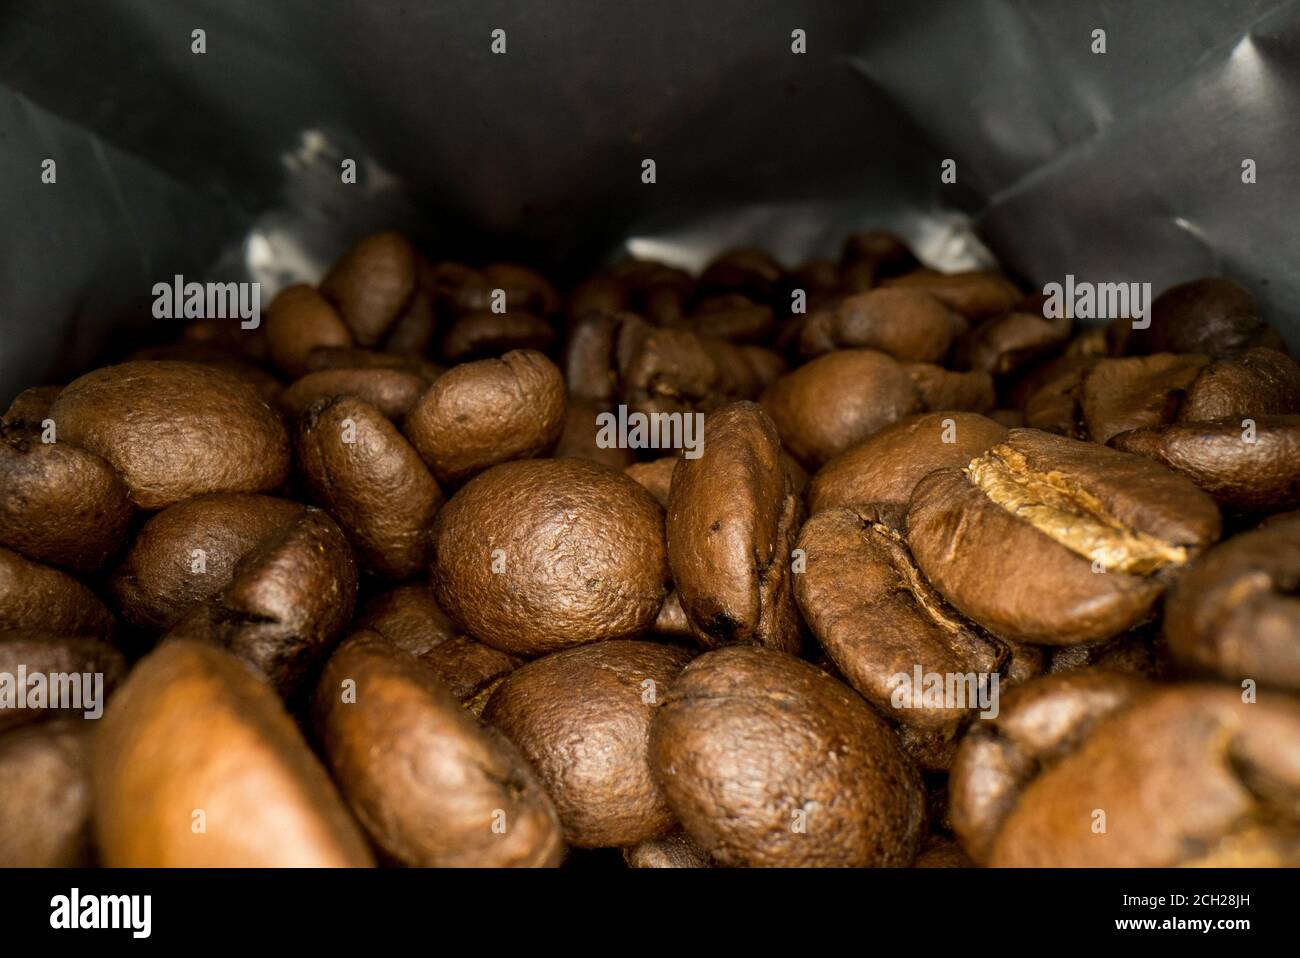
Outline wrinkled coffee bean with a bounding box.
[650,645,925,866]
[403,349,565,486]
[1165,511,1300,690]
[666,402,803,652]
[280,367,429,420]
[798,288,964,363]
[808,411,1008,514]
[94,639,373,866]
[431,458,669,656]
[314,633,563,866]
[0,548,114,638]
[759,349,921,469]
[483,639,694,848]
[1111,416,1300,515]
[908,429,1221,644]
[48,361,290,510]
[0,419,133,573]
[1129,277,1285,358]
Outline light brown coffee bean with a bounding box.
[319,232,418,347]
[264,284,354,378]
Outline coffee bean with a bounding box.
[431,458,669,656]
[319,232,418,348]
[0,720,95,866]
[314,633,563,866]
[0,548,114,639]
[1130,277,1285,358]
[650,645,925,866]
[0,631,124,731]
[94,639,373,866]
[483,639,694,847]
[907,428,1221,644]
[622,829,713,868]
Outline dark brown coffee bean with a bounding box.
[759,349,921,469]
[620,321,777,419]
[698,247,784,304]
[109,493,303,632]
[567,273,627,323]
[0,420,133,573]
[431,458,669,656]
[1130,277,1284,358]
[808,412,1008,514]
[799,289,964,363]
[1082,353,1209,444]
[794,504,1009,770]
[553,398,637,469]
[320,232,418,347]
[382,286,437,355]
[356,585,520,711]
[403,349,565,487]
[622,828,713,868]
[165,508,357,697]
[624,455,677,507]
[908,429,1221,645]
[314,633,563,866]
[280,367,429,420]
[3,385,62,424]
[483,639,694,848]
[0,548,114,639]
[948,671,1149,863]
[0,631,125,731]
[264,284,354,378]
[1021,354,1098,437]
[48,361,290,510]
[989,685,1300,866]
[1181,347,1300,420]
[563,311,635,404]
[904,363,996,413]
[914,836,974,868]
[0,720,95,866]
[956,310,1071,375]
[666,402,803,652]
[882,270,1021,320]
[303,346,443,382]
[1165,511,1300,690]
[94,639,373,866]
[685,294,775,344]
[440,310,557,362]
[650,645,925,866]
[1110,415,1300,515]
[1044,625,1164,677]
[297,396,443,579]
[840,230,919,278]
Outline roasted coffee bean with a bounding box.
[650,645,925,866]
[759,349,921,469]
[914,836,974,868]
[808,412,1008,514]
[320,232,419,347]
[431,458,669,656]
[949,671,1149,864]
[622,829,713,868]
[314,633,563,866]
[0,630,125,731]
[955,310,1071,375]
[440,310,557,362]
[553,397,637,469]
[798,288,964,363]
[666,402,803,652]
[303,346,443,382]
[567,272,628,323]
[698,247,784,304]
[563,311,635,404]
[126,342,284,405]
[483,639,694,847]
[280,367,429,420]
[402,349,565,486]
[905,363,996,413]
[624,455,677,507]
[1130,277,1285,358]
[0,419,133,573]
[0,548,114,638]
[297,396,443,579]
[164,508,357,697]
[882,270,1021,320]
[989,685,1300,866]
[3,384,62,423]
[264,284,354,378]
[908,429,1221,645]
[794,503,1009,770]
[446,263,561,318]
[1020,353,1098,437]
[1043,624,1164,677]
[109,493,304,632]
[48,361,290,510]
[94,639,373,866]
[0,720,95,866]
[686,294,775,343]
[1165,511,1300,690]
[1081,353,1210,444]
[841,230,920,279]
[1110,415,1300,515]
[356,585,520,713]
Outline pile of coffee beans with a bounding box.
[2,229,1297,867]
